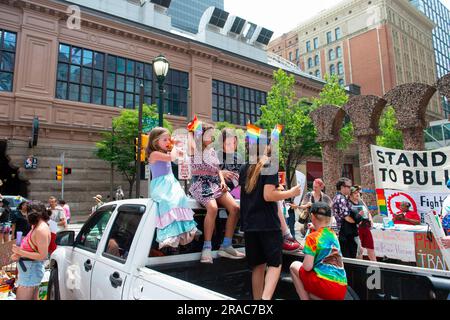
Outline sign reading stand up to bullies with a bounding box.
[371,145,450,193]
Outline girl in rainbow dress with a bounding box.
[147,127,198,249]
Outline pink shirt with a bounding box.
[63,204,71,220]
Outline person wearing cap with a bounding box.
[349,186,376,261]
[439,179,450,248]
[290,202,347,300]
[392,202,421,226]
[91,194,104,215]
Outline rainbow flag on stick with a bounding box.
[271,124,283,141]
[187,115,202,136]
[246,123,261,144]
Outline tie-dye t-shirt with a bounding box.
[303,227,347,286]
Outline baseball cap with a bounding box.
[311,202,332,217]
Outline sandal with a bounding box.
[200,248,213,264]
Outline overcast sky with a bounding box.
[225,0,450,38]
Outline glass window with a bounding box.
[336,46,342,58]
[306,41,311,52]
[338,62,344,75]
[327,31,333,44]
[75,207,114,252]
[160,69,189,116]
[335,27,342,40]
[330,64,336,75]
[212,79,266,125]
[57,44,104,104]
[104,205,144,263]
[0,29,17,92]
[339,78,345,86]
[315,55,320,66]
[315,70,321,78]
[313,37,319,49]
[329,49,335,61]
[308,58,313,68]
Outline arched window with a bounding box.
[337,62,344,75]
[339,78,345,86]
[329,64,336,75]
[329,49,335,61]
[315,70,321,78]
[314,55,320,66]
[308,58,313,69]
[336,46,342,58]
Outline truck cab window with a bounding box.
[75,207,114,252]
[103,206,144,263]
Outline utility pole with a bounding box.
[136,82,144,198]
[110,122,115,200]
[60,152,65,199]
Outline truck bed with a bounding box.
[151,257,300,300]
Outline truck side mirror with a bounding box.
[56,231,75,246]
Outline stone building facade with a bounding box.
[0,0,324,219]
[268,0,444,120]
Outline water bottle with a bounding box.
[16,231,23,246]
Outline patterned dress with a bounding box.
[189,147,224,207]
[332,192,352,235]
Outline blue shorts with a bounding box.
[16,260,45,288]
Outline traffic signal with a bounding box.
[64,168,72,175]
[56,165,63,181]
[135,134,149,162]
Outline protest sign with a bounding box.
[370,229,416,262]
[414,232,448,271]
[371,145,450,192]
[294,171,307,205]
[379,189,448,220]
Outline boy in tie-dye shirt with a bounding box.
[290,202,348,300]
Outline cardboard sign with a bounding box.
[0,241,14,268]
[178,162,191,180]
[371,145,450,192]
[414,232,448,271]
[294,170,307,205]
[371,229,416,262]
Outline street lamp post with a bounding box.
[152,54,170,127]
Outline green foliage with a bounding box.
[258,69,321,187]
[312,74,353,150]
[376,106,404,149]
[214,122,236,130]
[95,104,172,197]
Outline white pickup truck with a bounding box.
[49,198,450,300]
[48,198,263,300]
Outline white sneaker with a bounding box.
[218,246,245,260]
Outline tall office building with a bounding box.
[410,0,450,117]
[269,0,444,121]
[168,0,224,34]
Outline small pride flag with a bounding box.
[271,124,283,141]
[187,115,202,136]
[246,123,261,144]
[376,189,388,216]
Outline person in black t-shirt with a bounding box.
[11,201,31,241]
[239,141,301,300]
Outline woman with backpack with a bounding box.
[10,201,52,300]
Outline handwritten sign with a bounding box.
[371,229,416,262]
[414,232,448,271]
[178,162,191,180]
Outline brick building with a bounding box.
[0,0,325,218]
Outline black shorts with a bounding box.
[244,231,283,269]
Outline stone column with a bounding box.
[310,105,346,199]
[344,95,387,213]
[436,73,450,101]
[384,83,436,151]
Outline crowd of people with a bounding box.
[0,194,73,300]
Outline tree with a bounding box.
[376,106,404,149]
[311,74,353,150]
[95,104,172,198]
[258,69,321,188]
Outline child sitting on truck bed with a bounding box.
[147,127,198,249]
[290,202,348,300]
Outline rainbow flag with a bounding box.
[246,123,261,144]
[376,189,388,216]
[271,124,283,141]
[187,115,202,136]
